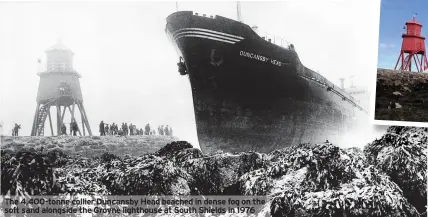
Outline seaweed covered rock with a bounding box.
[1,135,426,217]
[375,69,428,122]
[1,149,70,196]
[270,166,419,217]
[55,157,109,195]
[173,148,204,165]
[101,154,194,195]
[98,152,121,163]
[239,143,420,217]
[156,141,193,158]
[183,152,268,195]
[365,126,427,214]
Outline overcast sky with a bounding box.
[0,0,386,148]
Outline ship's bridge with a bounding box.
[252,26,293,50]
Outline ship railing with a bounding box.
[192,12,216,19]
[330,88,367,113]
[298,74,367,113]
[258,31,292,49]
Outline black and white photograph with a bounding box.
[0,0,426,216]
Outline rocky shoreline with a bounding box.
[1,126,427,216]
[375,68,428,122]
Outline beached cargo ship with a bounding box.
[166,11,367,154]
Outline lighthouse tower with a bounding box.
[394,15,428,72]
[31,40,92,136]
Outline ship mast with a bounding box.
[237,1,242,22]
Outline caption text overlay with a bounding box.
[1,195,268,216]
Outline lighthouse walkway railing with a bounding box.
[37,70,82,78]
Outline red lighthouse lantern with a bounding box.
[394,15,428,72]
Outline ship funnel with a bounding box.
[339,78,345,89]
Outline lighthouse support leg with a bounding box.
[409,55,412,71]
[394,53,404,70]
[413,56,420,72]
[56,105,61,136]
[402,53,406,70]
[80,107,86,136]
[66,106,72,135]
[68,104,81,136]
[71,103,75,123]
[61,106,66,123]
[68,106,73,135]
[31,103,40,136]
[71,103,81,136]
[422,55,426,72]
[78,102,92,136]
[403,54,411,71]
[48,110,54,136]
[424,56,428,71]
[77,103,88,136]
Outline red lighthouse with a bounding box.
[394,16,428,72]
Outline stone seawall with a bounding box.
[375,68,428,122]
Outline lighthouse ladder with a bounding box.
[36,105,50,136]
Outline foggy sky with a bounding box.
[0,0,386,149]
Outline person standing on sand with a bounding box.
[105,124,109,136]
[159,125,164,135]
[61,124,67,135]
[99,121,105,136]
[12,124,21,136]
[145,124,150,135]
[124,123,128,136]
[72,121,79,136]
[164,125,170,136]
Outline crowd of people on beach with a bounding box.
[99,121,173,137]
[62,120,79,136]
[8,121,174,137]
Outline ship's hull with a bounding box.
[166,11,367,154]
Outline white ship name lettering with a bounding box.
[270,59,282,67]
[239,51,283,67]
